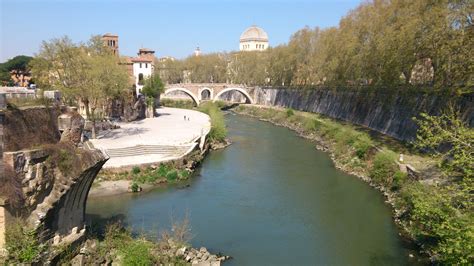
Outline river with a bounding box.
[87,113,414,265]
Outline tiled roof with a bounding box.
[131,57,153,62]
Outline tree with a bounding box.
[0,55,33,85]
[414,106,474,179]
[30,35,129,138]
[142,73,165,115]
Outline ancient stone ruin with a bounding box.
[0,96,108,259]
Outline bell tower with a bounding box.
[102,33,119,56]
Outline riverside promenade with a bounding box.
[89,107,211,168]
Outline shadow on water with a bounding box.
[85,213,128,240]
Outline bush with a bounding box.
[131,166,141,175]
[5,220,43,263]
[157,164,171,177]
[369,150,398,185]
[352,134,373,159]
[401,183,473,264]
[286,108,295,117]
[166,170,178,181]
[130,182,139,192]
[391,171,407,190]
[179,170,190,179]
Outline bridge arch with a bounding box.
[199,87,213,101]
[213,87,254,104]
[163,88,200,106]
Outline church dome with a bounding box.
[240,26,268,42]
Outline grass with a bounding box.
[4,219,44,263]
[197,102,227,142]
[87,217,193,265]
[97,160,195,186]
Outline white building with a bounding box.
[239,25,269,51]
[131,48,155,95]
[132,58,153,95]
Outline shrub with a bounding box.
[179,170,190,179]
[286,108,295,117]
[5,220,43,263]
[44,143,80,176]
[369,149,398,185]
[131,166,141,175]
[391,171,407,190]
[166,170,178,181]
[130,182,139,192]
[159,214,193,247]
[352,134,373,159]
[157,164,171,177]
[401,183,473,264]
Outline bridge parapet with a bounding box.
[163,83,253,105]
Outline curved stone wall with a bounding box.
[222,87,474,141]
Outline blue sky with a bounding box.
[0,0,361,62]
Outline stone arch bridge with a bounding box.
[162,83,254,106]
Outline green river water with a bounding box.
[87,113,416,265]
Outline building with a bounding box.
[194,46,201,57]
[101,34,157,96]
[102,33,119,56]
[239,25,269,51]
[131,54,154,95]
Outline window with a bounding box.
[138,73,144,85]
[140,63,142,68]
[145,63,148,68]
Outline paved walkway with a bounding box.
[90,107,211,168]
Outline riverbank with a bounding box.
[233,104,471,264]
[90,148,207,197]
[62,221,230,265]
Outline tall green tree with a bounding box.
[142,73,165,113]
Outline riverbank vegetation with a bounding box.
[160,100,228,144]
[197,102,227,143]
[158,0,472,88]
[2,215,225,265]
[96,149,204,189]
[234,105,473,264]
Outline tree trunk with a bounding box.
[83,98,96,139]
[91,109,96,139]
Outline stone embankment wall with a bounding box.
[220,88,474,141]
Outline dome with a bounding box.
[240,26,268,42]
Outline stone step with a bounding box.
[105,144,192,158]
